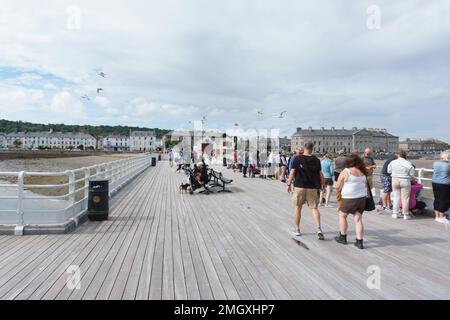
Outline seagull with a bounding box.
[97,88,104,94]
[273,110,287,119]
[98,72,107,78]
[81,94,90,100]
[257,110,263,116]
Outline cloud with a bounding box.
[0,0,449,141]
[49,92,86,118]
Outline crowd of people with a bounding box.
[230,144,449,250]
[167,144,450,250]
[284,145,450,249]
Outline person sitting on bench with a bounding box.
[190,162,210,194]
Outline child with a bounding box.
[400,180,424,215]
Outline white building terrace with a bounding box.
[129,130,162,152]
[4,131,96,150]
[0,132,6,148]
[102,135,130,152]
[291,127,399,154]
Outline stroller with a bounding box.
[184,163,211,194]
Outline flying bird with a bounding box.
[98,72,107,78]
[97,88,104,94]
[81,94,90,100]
[273,111,287,119]
[257,110,263,116]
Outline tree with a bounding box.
[77,144,84,151]
[13,139,23,148]
[67,146,74,151]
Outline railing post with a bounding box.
[67,170,75,206]
[105,163,110,180]
[84,168,90,201]
[96,165,101,180]
[15,171,25,236]
[417,168,424,184]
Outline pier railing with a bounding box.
[0,154,153,235]
[373,166,434,189]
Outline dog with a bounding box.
[179,183,190,193]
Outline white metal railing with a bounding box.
[373,166,434,190]
[0,154,154,235]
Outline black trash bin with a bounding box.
[152,157,157,167]
[88,180,109,221]
[158,154,162,161]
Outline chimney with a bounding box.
[321,127,325,131]
[352,127,357,131]
[331,127,335,131]
[297,127,302,132]
[308,127,312,132]
[342,126,345,130]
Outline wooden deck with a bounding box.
[0,161,449,300]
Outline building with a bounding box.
[399,138,449,153]
[0,132,6,148]
[278,136,292,153]
[291,127,399,154]
[102,135,130,152]
[129,130,156,152]
[5,132,96,150]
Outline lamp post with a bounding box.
[201,116,206,161]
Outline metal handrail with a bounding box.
[0,154,154,235]
[373,166,435,190]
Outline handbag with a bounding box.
[365,178,376,211]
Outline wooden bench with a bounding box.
[209,169,233,193]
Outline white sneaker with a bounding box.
[403,214,411,220]
[436,217,448,224]
[325,204,333,208]
[292,229,301,237]
[392,213,399,219]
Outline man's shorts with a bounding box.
[292,188,320,209]
[380,174,392,193]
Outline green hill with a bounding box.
[0,119,171,138]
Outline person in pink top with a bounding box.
[400,181,423,211]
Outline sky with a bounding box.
[0,0,449,141]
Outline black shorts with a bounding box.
[334,172,341,182]
[341,197,367,214]
[433,183,450,213]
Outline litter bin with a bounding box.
[152,157,157,167]
[88,180,109,221]
[158,154,162,161]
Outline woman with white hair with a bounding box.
[432,150,450,223]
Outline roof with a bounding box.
[103,135,129,139]
[292,127,398,138]
[130,130,156,137]
[6,132,95,139]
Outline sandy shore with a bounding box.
[0,153,142,173]
[0,153,144,199]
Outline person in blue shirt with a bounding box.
[320,152,335,207]
[432,150,450,223]
[379,153,397,212]
[288,148,303,174]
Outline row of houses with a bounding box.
[399,138,449,153]
[163,127,400,156]
[0,130,163,152]
[291,127,399,154]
